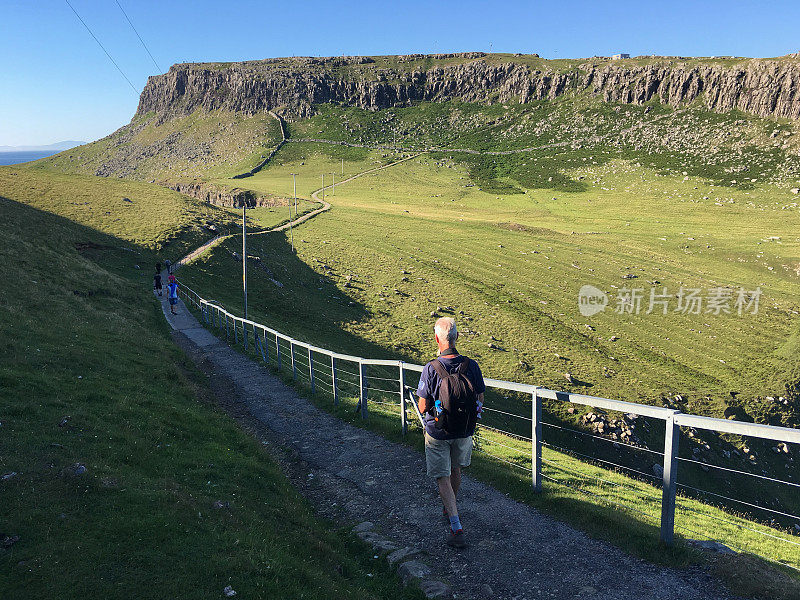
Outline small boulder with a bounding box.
[398,560,432,583]
[688,539,735,554]
[387,546,423,565]
[419,580,452,599]
[352,521,374,534]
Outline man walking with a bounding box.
[167,277,179,315]
[416,317,485,549]
[153,271,163,297]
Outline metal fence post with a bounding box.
[399,362,407,435]
[225,313,229,339]
[290,341,296,380]
[262,329,269,362]
[234,319,238,344]
[660,412,680,546]
[359,361,368,419]
[331,356,339,405]
[308,347,315,393]
[243,322,249,352]
[531,387,542,492]
[275,335,281,369]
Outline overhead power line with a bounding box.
[64,0,139,95]
[114,0,163,73]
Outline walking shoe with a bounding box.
[447,529,467,549]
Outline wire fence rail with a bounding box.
[175,281,800,561]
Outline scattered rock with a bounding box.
[1,534,20,549]
[212,500,231,509]
[223,585,236,597]
[564,373,575,384]
[688,539,735,554]
[480,583,494,598]
[58,416,70,427]
[122,197,132,203]
[1,472,18,481]
[652,463,664,478]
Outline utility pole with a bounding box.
[330,172,335,196]
[242,203,248,319]
[291,173,297,216]
[341,158,344,176]
[321,173,325,202]
[288,203,294,253]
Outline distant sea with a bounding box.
[0,150,58,166]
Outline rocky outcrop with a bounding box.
[167,181,287,208]
[136,54,800,122]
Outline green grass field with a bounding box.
[181,145,800,422]
[0,173,423,600]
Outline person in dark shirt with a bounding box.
[153,271,162,296]
[416,317,485,549]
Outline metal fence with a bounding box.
[176,281,800,564]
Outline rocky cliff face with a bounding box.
[136,54,800,122]
[167,181,287,208]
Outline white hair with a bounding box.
[434,317,457,345]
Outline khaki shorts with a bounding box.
[424,433,473,479]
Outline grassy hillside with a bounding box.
[0,166,240,254]
[0,173,422,600]
[180,144,800,416]
[35,109,283,182]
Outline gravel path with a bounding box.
[157,290,739,600]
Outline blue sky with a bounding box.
[2,0,799,146]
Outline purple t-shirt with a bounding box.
[416,353,485,440]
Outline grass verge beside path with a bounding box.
[0,195,423,599]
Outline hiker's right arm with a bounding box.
[418,396,430,413]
